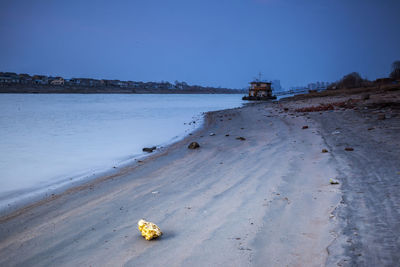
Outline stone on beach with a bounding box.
[345,147,354,151]
[188,142,200,149]
[361,93,370,100]
[143,146,157,153]
[138,219,162,240]
[377,114,386,120]
[236,137,246,141]
[302,125,309,129]
[322,149,329,153]
[329,178,340,185]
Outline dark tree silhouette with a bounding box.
[390,60,400,80]
[339,72,364,88]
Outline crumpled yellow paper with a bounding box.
[138,219,162,240]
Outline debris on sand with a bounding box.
[225,134,230,137]
[302,125,309,129]
[283,197,291,204]
[345,147,354,151]
[209,133,216,136]
[143,146,157,153]
[188,142,200,149]
[329,178,340,185]
[361,93,370,100]
[295,99,360,112]
[236,137,246,141]
[322,149,329,153]
[138,219,162,240]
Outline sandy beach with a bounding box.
[1,87,400,266]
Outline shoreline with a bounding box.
[0,100,341,266]
[0,104,244,222]
[0,94,244,217]
[1,87,399,265]
[0,107,208,219]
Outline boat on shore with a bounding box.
[242,80,277,100]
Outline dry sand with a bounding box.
[1,87,399,266]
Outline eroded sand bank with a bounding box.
[1,88,399,266]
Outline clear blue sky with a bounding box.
[1,0,399,89]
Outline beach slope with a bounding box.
[1,96,386,266]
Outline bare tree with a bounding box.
[390,60,400,80]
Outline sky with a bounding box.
[0,0,399,89]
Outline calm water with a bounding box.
[0,94,244,210]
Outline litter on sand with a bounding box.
[138,219,162,240]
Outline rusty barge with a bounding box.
[242,80,277,101]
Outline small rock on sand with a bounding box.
[143,146,156,153]
[377,114,386,120]
[361,93,370,100]
[345,147,354,151]
[329,178,340,185]
[188,142,200,149]
[236,137,246,141]
[322,149,329,153]
[225,134,230,137]
[302,126,309,129]
[209,133,216,136]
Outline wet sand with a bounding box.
[1,87,399,266]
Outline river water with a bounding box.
[0,94,244,211]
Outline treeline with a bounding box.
[0,72,244,94]
[328,60,400,90]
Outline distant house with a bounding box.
[19,74,32,84]
[103,80,122,87]
[0,76,12,84]
[69,78,81,86]
[0,72,20,84]
[32,75,48,85]
[50,77,65,86]
[78,78,92,87]
[129,81,143,88]
[119,81,129,88]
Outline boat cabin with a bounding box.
[248,81,273,97]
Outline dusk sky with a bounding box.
[1,0,399,89]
